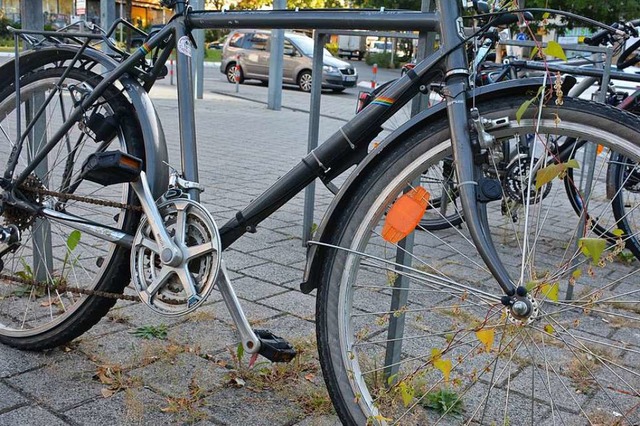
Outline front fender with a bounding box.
[300,77,547,294]
[0,47,169,198]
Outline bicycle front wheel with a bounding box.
[317,95,640,425]
[0,67,144,350]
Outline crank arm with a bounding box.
[216,260,261,354]
[130,171,182,265]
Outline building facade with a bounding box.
[1,0,165,29]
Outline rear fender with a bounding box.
[0,46,169,198]
[300,78,550,294]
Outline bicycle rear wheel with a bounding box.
[317,95,640,425]
[0,67,144,350]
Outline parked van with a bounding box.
[220,30,358,92]
[368,41,393,54]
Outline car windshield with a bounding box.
[288,34,332,57]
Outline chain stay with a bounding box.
[0,273,139,301]
[0,185,142,301]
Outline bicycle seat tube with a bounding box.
[438,0,516,296]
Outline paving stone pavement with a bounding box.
[3,61,640,426]
[0,65,391,426]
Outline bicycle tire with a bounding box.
[317,94,640,425]
[0,67,144,350]
[608,151,640,259]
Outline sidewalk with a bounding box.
[0,74,353,425]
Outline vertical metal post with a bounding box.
[302,31,325,245]
[21,1,52,283]
[384,0,436,384]
[100,0,116,53]
[193,0,205,99]
[267,0,286,110]
[566,46,613,300]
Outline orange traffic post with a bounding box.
[371,63,378,88]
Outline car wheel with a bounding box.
[298,70,313,92]
[225,63,244,84]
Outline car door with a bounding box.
[242,32,270,79]
[282,39,302,84]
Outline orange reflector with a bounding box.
[119,155,142,169]
[382,186,430,243]
[596,144,603,155]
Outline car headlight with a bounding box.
[323,65,339,73]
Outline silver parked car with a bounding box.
[220,30,358,92]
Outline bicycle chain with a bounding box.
[0,185,143,302]
[21,185,143,212]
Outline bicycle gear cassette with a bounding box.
[503,155,552,204]
[131,199,221,316]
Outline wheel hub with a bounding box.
[506,292,539,325]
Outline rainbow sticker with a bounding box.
[371,97,394,107]
[138,43,152,55]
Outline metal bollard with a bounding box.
[235,54,241,93]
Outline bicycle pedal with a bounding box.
[254,329,297,363]
[81,151,143,186]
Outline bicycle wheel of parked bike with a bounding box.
[317,95,640,425]
[608,152,640,259]
[0,67,144,350]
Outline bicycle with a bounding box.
[2,1,640,424]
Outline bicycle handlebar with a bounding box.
[584,19,640,46]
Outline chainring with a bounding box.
[131,198,221,316]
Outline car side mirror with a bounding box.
[284,48,296,56]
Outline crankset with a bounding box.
[131,197,222,316]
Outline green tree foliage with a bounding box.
[233,0,344,9]
[525,0,640,26]
[352,0,422,10]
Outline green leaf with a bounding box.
[66,230,82,252]
[540,283,559,302]
[543,41,568,61]
[565,159,579,169]
[399,381,414,407]
[475,328,495,352]
[535,164,561,190]
[542,12,550,19]
[535,160,580,190]
[516,99,533,124]
[530,46,539,59]
[236,342,245,361]
[579,238,607,263]
[612,228,624,237]
[517,86,545,124]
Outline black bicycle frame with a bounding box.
[8,0,518,296]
